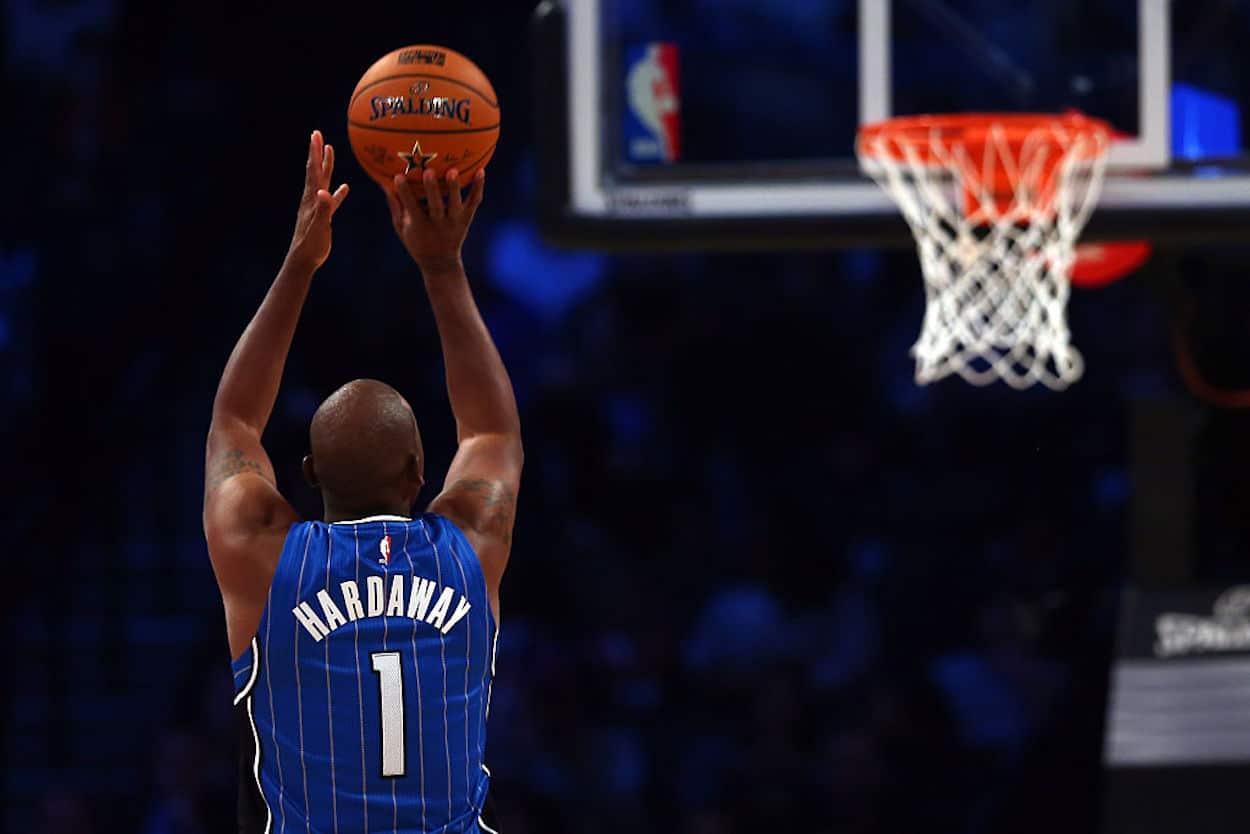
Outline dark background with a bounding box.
[5,1,1250,833]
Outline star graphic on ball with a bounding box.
[398,139,439,173]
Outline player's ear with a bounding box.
[302,454,320,489]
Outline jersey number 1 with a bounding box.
[370,651,406,777]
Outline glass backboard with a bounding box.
[532,0,1250,249]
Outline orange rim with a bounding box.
[859,112,1113,223]
[857,112,1113,164]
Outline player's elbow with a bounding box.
[208,398,268,438]
[458,421,521,446]
[459,430,524,471]
[508,434,524,471]
[493,431,524,471]
[206,413,264,452]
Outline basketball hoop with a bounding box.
[857,113,1112,390]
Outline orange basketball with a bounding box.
[347,45,499,189]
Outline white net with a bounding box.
[858,118,1110,390]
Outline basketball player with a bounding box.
[203,130,521,834]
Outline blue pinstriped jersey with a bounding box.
[231,514,498,834]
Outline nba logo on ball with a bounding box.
[623,43,681,163]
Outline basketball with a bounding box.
[347,45,499,189]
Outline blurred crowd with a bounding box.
[6,1,1250,833]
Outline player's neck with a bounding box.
[322,498,413,523]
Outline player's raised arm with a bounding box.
[203,130,348,655]
[387,169,522,608]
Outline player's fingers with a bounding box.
[313,189,334,219]
[394,174,422,220]
[465,169,486,215]
[309,131,325,183]
[303,131,319,193]
[322,142,335,186]
[446,170,463,215]
[329,183,349,214]
[458,170,485,229]
[421,170,444,219]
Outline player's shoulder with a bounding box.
[412,512,485,577]
[417,512,481,558]
[206,482,301,560]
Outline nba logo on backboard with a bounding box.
[379,535,392,565]
[623,43,681,164]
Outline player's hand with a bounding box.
[386,168,485,274]
[286,130,350,273]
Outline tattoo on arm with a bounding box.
[444,479,517,545]
[205,448,270,496]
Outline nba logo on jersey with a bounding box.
[379,534,391,565]
[623,42,681,163]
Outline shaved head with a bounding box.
[304,379,424,518]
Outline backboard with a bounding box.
[532,0,1250,250]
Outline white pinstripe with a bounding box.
[485,627,500,722]
[294,526,314,833]
[402,524,427,832]
[351,525,369,832]
[323,534,340,833]
[382,521,399,834]
[419,519,453,823]
[447,540,473,804]
[265,538,287,834]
